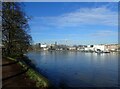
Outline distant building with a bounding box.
[55,42,57,46]
[105,44,118,52]
[93,45,106,52]
[84,47,94,52]
[77,47,84,51]
[84,45,94,52]
[69,46,76,50]
[41,44,47,48]
[33,43,119,52]
[87,45,93,48]
[93,44,115,52]
[40,44,48,50]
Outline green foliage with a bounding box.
[27,68,50,88]
[2,2,32,57]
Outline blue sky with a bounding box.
[24,2,118,45]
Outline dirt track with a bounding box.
[2,58,39,89]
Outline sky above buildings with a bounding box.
[24,2,118,45]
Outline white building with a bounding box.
[77,47,84,51]
[84,45,94,51]
[69,47,76,50]
[41,44,47,48]
[93,45,109,52]
[84,47,94,51]
[40,44,48,50]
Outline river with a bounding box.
[26,51,118,88]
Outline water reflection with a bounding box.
[27,51,118,87]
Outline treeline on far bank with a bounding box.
[2,2,32,58]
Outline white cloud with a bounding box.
[90,30,117,37]
[35,6,117,28]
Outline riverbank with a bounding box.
[2,57,51,89]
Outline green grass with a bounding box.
[27,68,50,88]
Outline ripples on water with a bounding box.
[27,51,118,88]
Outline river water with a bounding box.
[26,51,118,88]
